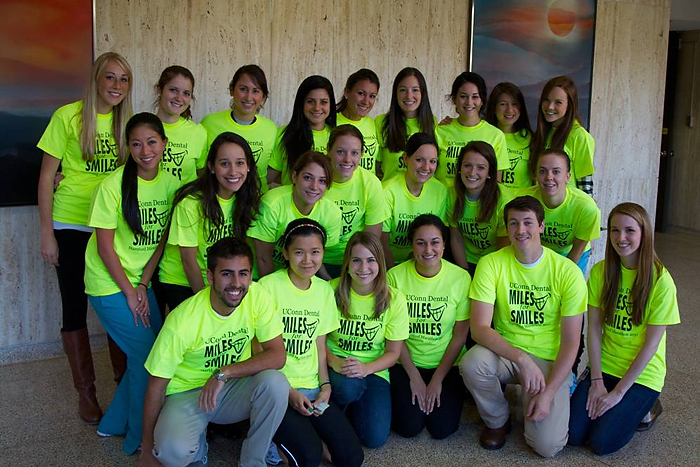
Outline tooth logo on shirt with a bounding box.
[251,147,263,163]
[427,303,446,321]
[509,156,522,171]
[342,207,359,226]
[533,293,551,311]
[364,323,382,341]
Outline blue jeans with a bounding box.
[89,289,162,454]
[329,369,391,448]
[568,372,659,455]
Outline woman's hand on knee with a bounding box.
[586,380,608,417]
[425,379,443,415]
[137,449,163,467]
[409,375,427,413]
[590,390,623,420]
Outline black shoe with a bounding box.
[637,400,663,432]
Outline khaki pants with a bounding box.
[459,345,572,458]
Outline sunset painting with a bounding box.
[471,0,596,127]
[0,0,92,206]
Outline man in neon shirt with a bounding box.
[460,196,586,457]
[139,238,288,466]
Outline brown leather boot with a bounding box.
[62,329,103,424]
[107,334,127,383]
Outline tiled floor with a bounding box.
[1,230,697,466]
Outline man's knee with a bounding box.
[459,345,499,387]
[251,370,289,406]
[153,436,201,467]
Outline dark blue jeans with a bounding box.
[568,372,659,455]
[329,369,391,448]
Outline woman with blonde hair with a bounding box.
[37,51,133,424]
[327,232,409,448]
[568,203,680,454]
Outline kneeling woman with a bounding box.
[568,203,680,455]
[260,219,363,467]
[387,214,470,439]
[327,232,409,448]
[84,113,180,454]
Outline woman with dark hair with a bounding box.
[529,76,595,196]
[201,64,277,192]
[37,51,133,424]
[568,203,679,454]
[387,214,470,440]
[448,141,511,277]
[336,68,381,175]
[249,151,342,278]
[327,232,409,448]
[157,132,261,311]
[323,125,386,277]
[376,67,436,181]
[260,219,364,467]
[267,75,336,187]
[485,82,534,189]
[436,72,508,187]
[382,132,448,268]
[153,65,208,185]
[84,112,179,454]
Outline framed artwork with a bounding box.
[470,0,596,128]
[0,0,93,206]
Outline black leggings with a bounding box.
[273,402,364,467]
[54,229,92,331]
[390,365,465,440]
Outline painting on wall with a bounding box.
[0,0,93,206]
[470,0,596,128]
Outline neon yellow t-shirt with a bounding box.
[520,185,601,256]
[546,121,595,183]
[159,194,235,287]
[501,132,532,189]
[587,261,680,392]
[447,184,514,263]
[375,114,437,181]
[268,125,331,186]
[84,166,180,296]
[469,246,587,361]
[161,117,208,185]
[337,113,378,174]
[382,175,448,263]
[247,185,342,271]
[259,269,339,389]
[327,280,409,382]
[387,259,470,369]
[144,283,283,395]
[37,101,120,226]
[200,110,277,192]
[324,167,387,265]
[435,119,508,187]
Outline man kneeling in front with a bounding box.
[460,196,586,457]
[139,237,288,466]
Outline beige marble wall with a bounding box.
[588,0,671,264]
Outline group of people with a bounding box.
[37,51,679,466]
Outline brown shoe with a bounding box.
[62,329,103,424]
[480,417,511,450]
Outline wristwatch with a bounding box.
[212,368,229,383]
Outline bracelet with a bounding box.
[137,282,148,288]
[320,381,331,387]
[591,377,603,381]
